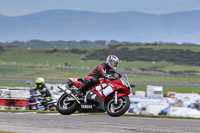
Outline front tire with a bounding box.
[56,93,78,115]
[106,95,130,117]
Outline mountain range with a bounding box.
[0,9,200,43]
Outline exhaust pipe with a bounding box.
[58,84,81,104]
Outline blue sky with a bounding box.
[0,0,200,16]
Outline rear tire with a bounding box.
[106,95,130,117]
[56,93,78,115]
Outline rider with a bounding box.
[75,55,119,97]
[32,77,52,107]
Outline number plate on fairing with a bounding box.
[81,104,93,109]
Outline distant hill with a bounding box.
[0,9,200,43]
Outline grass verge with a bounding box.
[0,131,19,133]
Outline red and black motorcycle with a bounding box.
[56,71,131,117]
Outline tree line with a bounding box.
[0,39,199,47]
[83,47,200,66]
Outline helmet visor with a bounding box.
[111,60,118,68]
[36,83,43,88]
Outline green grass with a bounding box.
[127,73,200,84]
[0,66,36,76]
[157,64,200,73]
[0,131,18,133]
[120,45,200,52]
[0,82,34,87]
[67,46,108,51]
[23,69,90,80]
[51,60,170,70]
[0,53,82,66]
[118,61,169,69]
[70,60,103,69]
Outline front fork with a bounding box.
[113,92,127,104]
[114,91,118,104]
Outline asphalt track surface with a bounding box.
[0,112,200,133]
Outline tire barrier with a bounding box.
[0,88,30,110]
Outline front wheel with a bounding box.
[56,93,78,115]
[106,95,130,117]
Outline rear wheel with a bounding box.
[106,95,130,117]
[56,94,78,115]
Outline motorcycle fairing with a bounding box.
[117,93,127,98]
[107,79,130,95]
[85,90,105,112]
[91,79,129,101]
[92,84,115,101]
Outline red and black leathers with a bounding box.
[76,63,113,95]
[85,63,112,80]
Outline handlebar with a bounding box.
[101,74,117,81]
[101,74,108,79]
[98,70,120,80]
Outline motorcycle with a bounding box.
[56,70,131,117]
[29,94,57,111]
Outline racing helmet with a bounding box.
[35,77,45,88]
[106,55,119,70]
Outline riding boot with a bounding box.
[75,81,91,97]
